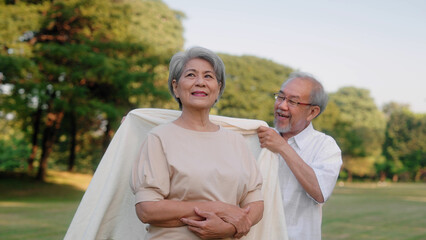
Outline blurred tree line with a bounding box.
[0,0,425,182]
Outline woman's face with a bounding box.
[172,58,221,111]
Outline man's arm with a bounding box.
[257,126,324,203]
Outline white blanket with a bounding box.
[64,108,288,240]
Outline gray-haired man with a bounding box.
[258,72,342,239]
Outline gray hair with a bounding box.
[168,47,226,109]
[282,72,328,117]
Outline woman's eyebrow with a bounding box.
[183,68,196,72]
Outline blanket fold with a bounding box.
[64,108,288,240]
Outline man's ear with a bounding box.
[172,79,179,98]
[307,106,321,121]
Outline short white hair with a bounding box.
[282,72,328,116]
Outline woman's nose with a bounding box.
[195,76,206,86]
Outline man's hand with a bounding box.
[257,126,286,153]
[181,208,236,239]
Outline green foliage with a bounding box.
[215,54,293,124]
[0,1,49,56]
[0,0,185,177]
[121,0,185,56]
[313,100,341,134]
[382,104,426,181]
[0,138,30,171]
[0,116,31,171]
[0,1,423,182]
[325,87,386,178]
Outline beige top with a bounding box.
[131,122,263,240]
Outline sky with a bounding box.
[162,0,426,113]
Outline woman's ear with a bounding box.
[217,81,222,94]
[172,79,179,98]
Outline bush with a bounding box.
[0,137,30,171]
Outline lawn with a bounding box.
[323,181,426,240]
[0,171,91,240]
[1,172,425,240]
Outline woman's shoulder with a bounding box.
[219,127,245,141]
[149,122,176,136]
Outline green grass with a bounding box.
[1,172,425,240]
[0,171,91,240]
[323,182,426,240]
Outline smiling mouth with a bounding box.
[191,91,208,96]
[276,111,290,118]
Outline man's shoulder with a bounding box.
[312,128,335,140]
[308,126,341,151]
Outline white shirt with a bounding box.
[278,123,342,240]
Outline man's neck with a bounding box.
[280,123,311,141]
[281,130,298,141]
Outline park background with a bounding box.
[0,0,425,239]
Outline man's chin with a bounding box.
[276,127,290,133]
[274,121,291,133]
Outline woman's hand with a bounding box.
[204,201,252,238]
[217,201,264,238]
[135,200,260,237]
[181,207,236,239]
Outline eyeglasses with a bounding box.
[274,93,313,107]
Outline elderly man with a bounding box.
[257,72,342,240]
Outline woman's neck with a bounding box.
[174,108,219,132]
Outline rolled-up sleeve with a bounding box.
[309,138,342,203]
[130,133,170,203]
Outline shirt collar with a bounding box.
[288,123,314,150]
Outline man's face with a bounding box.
[274,78,316,138]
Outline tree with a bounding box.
[1,0,184,180]
[0,0,51,172]
[0,55,44,173]
[382,103,426,181]
[0,111,31,171]
[327,87,386,181]
[215,54,293,124]
[313,100,341,135]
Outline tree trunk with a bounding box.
[36,111,64,181]
[27,105,43,174]
[379,171,386,182]
[102,119,112,153]
[414,168,425,182]
[68,111,77,172]
[392,174,399,182]
[347,170,353,182]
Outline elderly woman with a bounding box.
[130,47,264,239]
